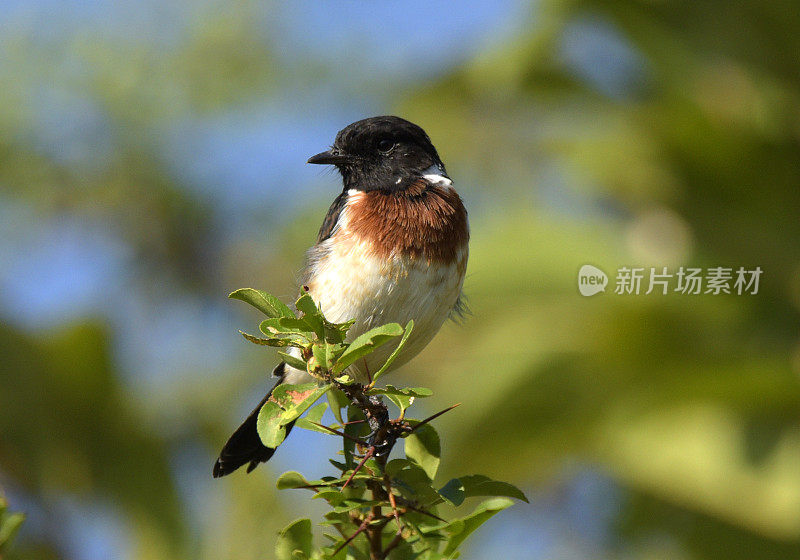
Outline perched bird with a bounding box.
[213,116,469,477]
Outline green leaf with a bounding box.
[366,385,432,413]
[311,341,337,371]
[321,510,352,527]
[385,393,412,413]
[239,330,301,347]
[331,499,382,514]
[275,518,313,560]
[405,423,441,480]
[229,288,294,319]
[260,317,315,338]
[272,383,332,424]
[276,472,348,490]
[319,537,351,560]
[295,402,330,433]
[371,319,414,382]
[320,535,353,560]
[278,351,309,372]
[257,400,287,448]
[391,462,441,504]
[438,478,466,507]
[306,401,329,423]
[459,475,529,503]
[323,318,355,344]
[332,323,404,373]
[327,387,349,424]
[363,457,382,475]
[276,471,314,490]
[271,383,318,406]
[334,373,354,385]
[311,489,346,506]
[385,458,414,477]
[440,498,514,556]
[0,511,25,551]
[294,290,319,315]
[313,471,375,488]
[295,291,324,338]
[366,385,433,398]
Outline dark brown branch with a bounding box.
[309,421,364,443]
[342,446,374,489]
[327,379,457,557]
[333,512,374,556]
[409,403,461,433]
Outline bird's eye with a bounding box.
[377,138,395,153]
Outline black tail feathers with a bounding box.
[212,380,295,477]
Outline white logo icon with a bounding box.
[578,264,608,297]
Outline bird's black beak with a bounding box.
[307,149,352,165]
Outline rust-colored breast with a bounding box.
[346,180,469,264]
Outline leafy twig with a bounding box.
[230,288,528,559]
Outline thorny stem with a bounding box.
[410,403,461,433]
[342,446,374,489]
[309,421,362,443]
[336,382,393,559]
[330,381,459,558]
[333,512,374,556]
[384,474,402,532]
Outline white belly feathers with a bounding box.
[300,190,467,382]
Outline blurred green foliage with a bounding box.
[1,1,799,559]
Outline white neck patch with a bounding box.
[421,164,453,186]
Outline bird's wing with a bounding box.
[316,190,348,243]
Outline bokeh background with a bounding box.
[2,0,800,558]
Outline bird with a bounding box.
[213,116,469,477]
